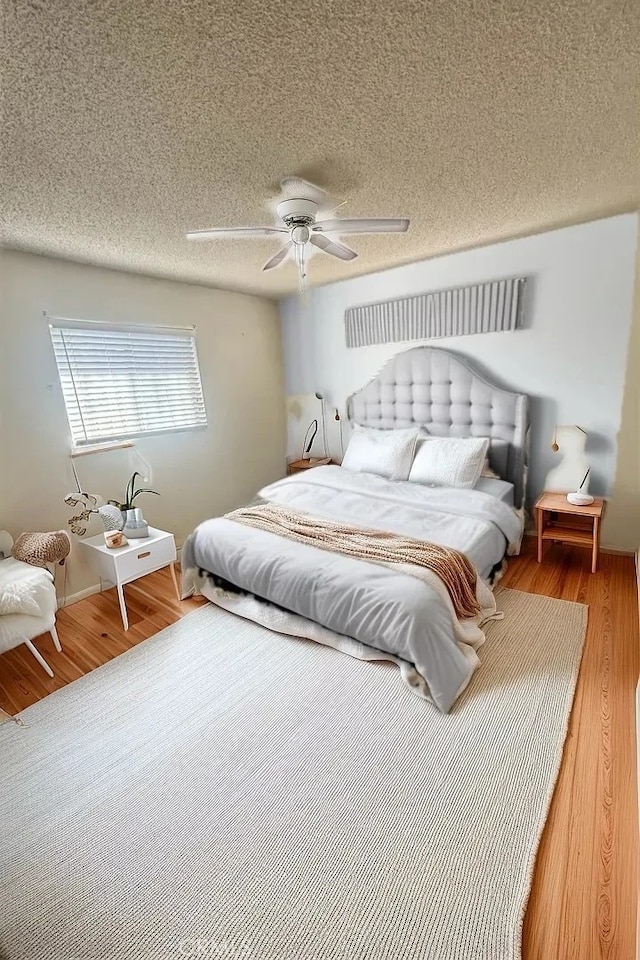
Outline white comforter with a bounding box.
[260,467,523,577]
[182,467,523,712]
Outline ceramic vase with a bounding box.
[122,507,149,539]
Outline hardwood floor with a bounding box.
[0,566,205,714]
[504,541,638,960]
[0,543,637,958]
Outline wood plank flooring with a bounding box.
[0,567,204,714]
[504,541,638,960]
[0,543,637,959]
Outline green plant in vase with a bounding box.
[110,472,159,538]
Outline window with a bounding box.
[50,321,207,447]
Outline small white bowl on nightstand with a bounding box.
[566,491,595,506]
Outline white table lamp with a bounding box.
[545,425,594,504]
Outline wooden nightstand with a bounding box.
[287,457,333,476]
[535,492,606,573]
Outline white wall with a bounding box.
[0,250,286,598]
[606,234,640,552]
[280,214,638,545]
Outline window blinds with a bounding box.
[49,321,207,446]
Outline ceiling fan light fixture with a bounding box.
[291,225,310,245]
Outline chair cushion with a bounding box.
[0,559,57,654]
[0,582,42,617]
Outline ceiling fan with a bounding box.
[186,177,410,292]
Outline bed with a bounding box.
[183,346,528,712]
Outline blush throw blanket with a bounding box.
[225,502,481,621]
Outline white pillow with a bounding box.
[342,426,419,481]
[408,436,490,488]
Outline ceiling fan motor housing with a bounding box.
[276,198,318,230]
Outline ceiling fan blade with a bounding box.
[262,241,294,271]
[186,226,287,241]
[313,218,410,235]
[310,234,358,262]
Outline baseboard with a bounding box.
[58,583,101,609]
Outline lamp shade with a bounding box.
[545,425,590,493]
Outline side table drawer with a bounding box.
[117,536,176,583]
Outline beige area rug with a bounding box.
[0,587,587,960]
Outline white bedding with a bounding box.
[260,466,522,578]
[475,475,515,506]
[182,467,523,712]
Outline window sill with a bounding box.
[70,440,134,459]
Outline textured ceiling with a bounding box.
[2,0,640,298]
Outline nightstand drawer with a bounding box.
[117,536,176,583]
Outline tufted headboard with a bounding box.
[347,346,529,508]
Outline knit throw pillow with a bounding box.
[12,531,71,567]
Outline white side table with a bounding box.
[80,527,179,631]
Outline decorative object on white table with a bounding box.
[64,460,105,535]
[0,533,62,677]
[98,504,125,531]
[545,424,590,494]
[566,469,595,506]
[65,470,160,539]
[111,472,159,513]
[65,495,125,534]
[79,527,179,631]
[121,507,149,539]
[105,471,159,537]
[65,491,101,535]
[104,530,128,549]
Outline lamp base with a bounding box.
[567,491,594,506]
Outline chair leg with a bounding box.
[50,625,62,652]
[24,640,54,678]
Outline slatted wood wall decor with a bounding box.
[344,276,527,348]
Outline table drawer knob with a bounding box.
[137,551,151,559]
